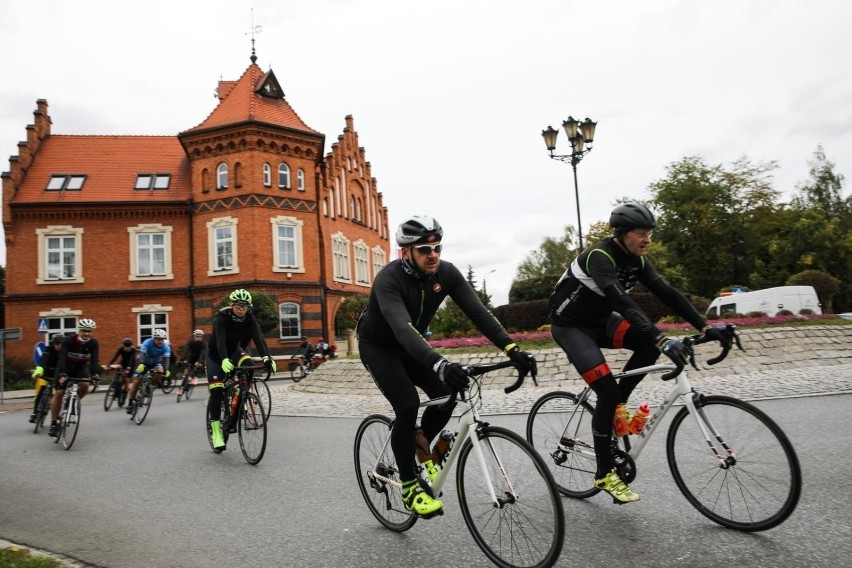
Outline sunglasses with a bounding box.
[413,244,443,255]
[232,302,250,309]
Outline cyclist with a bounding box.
[106,338,137,405]
[296,336,317,361]
[47,320,100,437]
[356,215,535,518]
[177,329,207,399]
[206,289,276,452]
[126,329,171,414]
[29,333,64,423]
[548,202,726,503]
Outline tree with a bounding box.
[336,293,369,330]
[432,267,491,336]
[510,227,576,303]
[788,270,841,313]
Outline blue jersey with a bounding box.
[138,338,172,368]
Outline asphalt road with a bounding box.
[1,390,851,568]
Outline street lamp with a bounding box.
[541,116,597,248]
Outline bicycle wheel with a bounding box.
[353,414,417,532]
[457,426,564,568]
[104,380,119,411]
[238,392,267,464]
[160,375,175,394]
[526,390,600,498]
[184,380,195,401]
[667,395,802,532]
[206,397,230,452]
[252,378,272,421]
[33,389,52,434]
[134,384,153,425]
[61,396,80,450]
[290,362,306,382]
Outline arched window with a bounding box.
[297,169,305,191]
[263,163,271,187]
[278,163,290,189]
[216,162,228,189]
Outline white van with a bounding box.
[706,286,822,317]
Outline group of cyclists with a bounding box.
[26,204,731,516]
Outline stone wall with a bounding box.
[290,325,852,395]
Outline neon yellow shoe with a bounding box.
[613,403,633,437]
[211,420,226,452]
[402,481,443,518]
[423,459,440,483]
[595,469,640,503]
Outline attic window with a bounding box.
[135,174,171,190]
[46,175,86,191]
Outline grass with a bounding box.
[0,547,65,568]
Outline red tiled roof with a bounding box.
[13,135,190,203]
[184,63,319,134]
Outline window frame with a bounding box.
[263,163,272,187]
[354,240,370,285]
[216,162,229,189]
[45,174,86,191]
[270,216,306,274]
[128,223,174,280]
[133,304,171,342]
[297,169,305,191]
[134,174,171,190]
[207,217,239,275]
[36,225,84,284]
[331,232,352,283]
[278,302,301,340]
[278,162,291,189]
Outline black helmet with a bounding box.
[395,215,443,246]
[123,338,133,347]
[609,202,656,236]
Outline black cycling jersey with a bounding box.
[37,346,63,379]
[55,335,100,379]
[357,258,513,369]
[108,347,137,369]
[181,339,207,365]
[208,308,270,363]
[549,237,704,341]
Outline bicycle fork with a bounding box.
[683,394,737,468]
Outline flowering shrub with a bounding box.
[428,313,841,349]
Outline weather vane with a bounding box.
[247,7,262,62]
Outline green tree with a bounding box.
[336,293,369,329]
[510,227,575,303]
[432,267,492,336]
[788,270,840,313]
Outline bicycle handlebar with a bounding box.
[437,357,538,410]
[661,324,744,381]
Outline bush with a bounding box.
[799,308,814,315]
[776,309,794,316]
[745,311,767,318]
[2,356,34,390]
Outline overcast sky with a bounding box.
[2,0,850,306]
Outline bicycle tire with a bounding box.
[526,390,601,498]
[134,383,153,425]
[206,398,230,452]
[667,395,802,532]
[238,392,267,464]
[104,381,119,411]
[353,414,417,532]
[33,388,52,434]
[290,363,306,383]
[61,396,80,450]
[176,374,188,402]
[160,376,175,394]
[457,426,564,568]
[184,381,194,401]
[252,378,272,421]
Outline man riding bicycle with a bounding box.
[106,338,137,403]
[29,333,64,423]
[127,330,171,414]
[177,329,207,399]
[206,289,276,452]
[356,215,535,518]
[48,319,100,437]
[548,202,726,503]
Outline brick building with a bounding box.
[1,53,390,361]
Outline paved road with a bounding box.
[2,367,852,567]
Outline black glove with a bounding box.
[657,337,688,366]
[506,345,537,376]
[702,325,727,344]
[437,360,470,392]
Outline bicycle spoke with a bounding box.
[238,393,267,464]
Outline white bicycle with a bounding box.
[526,325,802,532]
[354,360,565,568]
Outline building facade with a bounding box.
[1,54,390,361]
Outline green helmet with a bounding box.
[229,289,253,305]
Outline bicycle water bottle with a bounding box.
[629,404,651,435]
[230,387,240,415]
[613,403,632,437]
[432,430,454,465]
[414,428,431,463]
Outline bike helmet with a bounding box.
[52,334,65,344]
[193,329,204,336]
[395,215,443,246]
[123,338,133,347]
[609,202,656,236]
[78,318,97,331]
[229,288,253,305]
[152,329,167,339]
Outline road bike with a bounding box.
[354,360,564,568]
[526,325,802,532]
[158,368,176,394]
[206,364,270,465]
[32,378,54,434]
[54,377,90,450]
[175,360,203,403]
[103,365,129,411]
[288,354,323,382]
[250,372,272,421]
[128,370,160,425]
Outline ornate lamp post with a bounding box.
[541,116,597,248]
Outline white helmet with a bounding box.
[193,329,204,336]
[395,215,443,246]
[152,329,167,339]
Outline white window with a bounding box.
[207,217,239,275]
[332,232,351,282]
[278,163,290,188]
[37,226,84,284]
[372,246,387,278]
[135,174,171,190]
[354,241,370,285]
[216,162,228,189]
[133,304,172,342]
[38,308,82,339]
[46,175,86,191]
[297,169,305,191]
[128,224,173,280]
[270,216,305,273]
[279,302,301,339]
[263,163,272,187]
